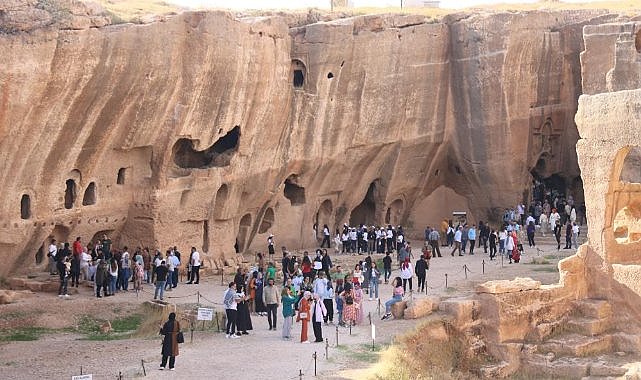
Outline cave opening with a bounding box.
[117,168,126,185]
[202,220,209,253]
[636,30,641,53]
[284,175,306,205]
[20,194,31,220]
[350,181,378,226]
[173,126,240,169]
[213,184,229,220]
[64,179,77,209]
[292,59,306,88]
[315,200,333,233]
[327,72,334,79]
[82,182,97,206]
[620,147,641,183]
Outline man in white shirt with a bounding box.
[451,227,463,256]
[223,282,240,338]
[48,239,58,275]
[186,247,200,284]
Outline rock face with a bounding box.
[0,1,621,275]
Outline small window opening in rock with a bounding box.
[284,175,306,205]
[218,128,223,134]
[236,213,252,253]
[173,126,240,169]
[117,168,126,185]
[455,166,462,175]
[259,31,263,37]
[64,179,77,209]
[20,194,31,219]
[213,184,229,220]
[434,169,440,177]
[636,30,641,53]
[327,72,334,79]
[82,182,97,206]
[340,61,345,67]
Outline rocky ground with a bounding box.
[0,233,581,380]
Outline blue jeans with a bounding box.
[383,268,391,282]
[121,268,130,290]
[385,295,402,314]
[155,280,166,300]
[165,272,174,290]
[369,278,379,299]
[144,269,151,284]
[499,239,505,254]
[109,275,117,294]
[173,270,178,287]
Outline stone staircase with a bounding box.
[520,299,641,379]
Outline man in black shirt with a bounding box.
[154,261,169,301]
[382,252,392,284]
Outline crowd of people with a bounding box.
[46,235,202,300]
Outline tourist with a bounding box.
[159,312,181,370]
[313,250,323,277]
[334,229,342,254]
[70,247,81,288]
[468,224,476,255]
[572,223,580,249]
[133,259,144,292]
[505,231,516,264]
[281,252,291,286]
[479,221,490,254]
[349,228,358,254]
[369,262,380,300]
[223,282,240,339]
[323,280,334,324]
[415,255,428,293]
[383,252,392,284]
[321,249,333,279]
[386,226,394,253]
[101,235,112,261]
[554,219,562,250]
[154,260,169,301]
[80,248,91,281]
[281,287,297,340]
[235,284,252,335]
[297,291,312,343]
[335,278,345,326]
[95,257,109,298]
[109,259,119,296]
[341,229,349,254]
[446,223,455,247]
[48,238,58,275]
[488,229,497,260]
[254,271,267,316]
[451,226,463,256]
[498,227,507,256]
[267,234,275,262]
[549,208,560,230]
[321,224,331,248]
[510,232,521,263]
[400,257,413,292]
[354,283,364,325]
[564,222,573,249]
[352,264,364,287]
[429,227,442,257]
[313,272,327,299]
[57,256,71,298]
[263,278,280,330]
[142,248,151,284]
[341,282,357,326]
[381,277,404,320]
[186,247,200,284]
[312,293,327,342]
[169,250,180,288]
[256,252,265,273]
[527,221,536,247]
[164,250,175,292]
[539,212,549,237]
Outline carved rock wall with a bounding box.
[0,3,615,275]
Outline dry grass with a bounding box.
[91,0,641,23]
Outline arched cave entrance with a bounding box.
[172,126,240,169]
[292,59,306,88]
[213,184,229,220]
[39,224,72,264]
[117,168,127,185]
[385,199,404,225]
[82,182,97,206]
[284,175,306,206]
[90,230,115,247]
[259,207,275,234]
[64,179,77,209]
[202,220,209,253]
[236,214,252,253]
[350,181,378,226]
[620,147,641,183]
[20,194,31,219]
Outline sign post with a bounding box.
[371,323,376,351]
[72,375,92,380]
[197,307,214,331]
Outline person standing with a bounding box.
[267,234,275,262]
[489,229,497,260]
[159,312,181,370]
[223,282,240,338]
[400,257,413,292]
[297,291,312,343]
[554,220,562,250]
[235,284,252,335]
[369,262,380,300]
[154,260,169,301]
[572,223,580,249]
[414,255,428,293]
[281,287,297,340]
[527,221,536,247]
[120,247,131,291]
[321,250,332,279]
[48,239,58,275]
[323,280,335,324]
[341,284,356,326]
[429,228,442,258]
[321,224,331,248]
[142,248,151,284]
[57,256,71,298]
[564,222,572,249]
[312,294,327,342]
[186,247,200,284]
[95,258,109,298]
[262,278,280,331]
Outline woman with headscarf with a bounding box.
[399,257,413,293]
[341,282,357,326]
[159,312,181,370]
[236,284,253,335]
[297,291,312,343]
[354,283,364,325]
[254,271,267,316]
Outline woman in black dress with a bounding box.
[235,284,253,335]
[160,312,181,370]
[254,271,267,316]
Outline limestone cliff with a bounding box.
[0,1,622,274]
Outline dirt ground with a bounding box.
[0,233,581,380]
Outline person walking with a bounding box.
[429,228,442,257]
[186,247,200,284]
[321,224,331,248]
[262,278,280,331]
[399,258,413,292]
[154,260,169,301]
[369,262,380,300]
[554,220,562,250]
[312,293,327,342]
[527,221,536,247]
[297,291,312,343]
[414,255,428,293]
[564,222,573,249]
[281,287,297,340]
[468,225,477,255]
[489,229,497,260]
[451,227,463,256]
[382,252,392,284]
[323,280,335,324]
[159,312,181,371]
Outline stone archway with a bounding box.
[213,184,229,220]
[236,214,252,253]
[316,200,333,233]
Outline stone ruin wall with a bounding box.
[0,2,620,276]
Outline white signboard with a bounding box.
[72,375,92,380]
[197,307,214,321]
[371,324,376,340]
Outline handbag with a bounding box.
[298,312,308,319]
[176,331,185,344]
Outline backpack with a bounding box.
[345,292,354,305]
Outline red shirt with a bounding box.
[73,241,83,256]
